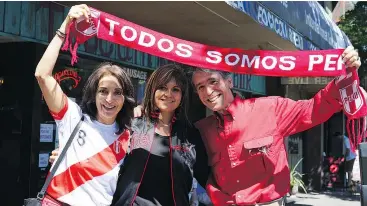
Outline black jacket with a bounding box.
[111,117,210,206]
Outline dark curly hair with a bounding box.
[80,62,135,134]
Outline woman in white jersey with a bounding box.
[35,4,135,206]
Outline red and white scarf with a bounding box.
[61,7,366,151]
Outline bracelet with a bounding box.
[57,29,66,36]
[56,29,66,38]
[55,32,65,39]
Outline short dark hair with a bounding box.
[80,62,135,134]
[187,67,231,90]
[192,68,231,79]
[142,64,189,124]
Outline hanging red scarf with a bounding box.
[61,7,366,151]
[336,71,367,152]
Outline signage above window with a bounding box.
[122,67,147,80]
[53,69,82,89]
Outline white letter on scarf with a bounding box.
[241,55,260,68]
[206,51,222,64]
[157,38,174,52]
[138,31,156,47]
[121,26,138,42]
[308,55,323,71]
[225,54,240,66]
[176,43,193,58]
[279,56,296,71]
[324,54,339,71]
[262,56,277,70]
[105,18,120,36]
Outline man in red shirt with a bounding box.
[191,46,362,206]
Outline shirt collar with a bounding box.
[214,95,241,120]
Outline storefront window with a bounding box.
[52,54,149,105]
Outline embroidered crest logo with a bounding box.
[339,80,363,115]
[75,9,100,36]
[130,134,152,151]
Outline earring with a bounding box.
[172,113,177,123]
[150,107,160,118]
[172,107,181,123]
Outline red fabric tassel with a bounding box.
[60,20,80,66]
[352,119,356,152]
[348,118,366,153]
[61,20,73,52]
[358,118,362,144]
[337,70,367,153]
[346,119,353,151]
[71,42,79,65]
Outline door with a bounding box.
[0,42,38,206]
[0,75,24,206]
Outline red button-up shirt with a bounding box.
[195,81,342,206]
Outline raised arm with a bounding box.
[34,4,90,113]
[276,46,361,137]
[275,83,342,137]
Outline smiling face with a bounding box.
[154,79,182,113]
[192,71,234,112]
[95,75,125,125]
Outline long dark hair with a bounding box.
[80,62,135,134]
[142,64,189,124]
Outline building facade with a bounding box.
[0,2,270,204]
[0,1,352,204]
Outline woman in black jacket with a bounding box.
[111,64,209,206]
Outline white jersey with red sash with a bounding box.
[45,97,129,206]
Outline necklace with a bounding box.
[158,119,171,127]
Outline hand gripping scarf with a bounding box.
[61,7,367,152]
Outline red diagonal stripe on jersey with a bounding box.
[46,130,130,199]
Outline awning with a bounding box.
[226,1,351,50]
[57,1,353,52]
[57,1,301,51]
[4,1,352,51]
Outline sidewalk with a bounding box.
[286,191,360,206]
